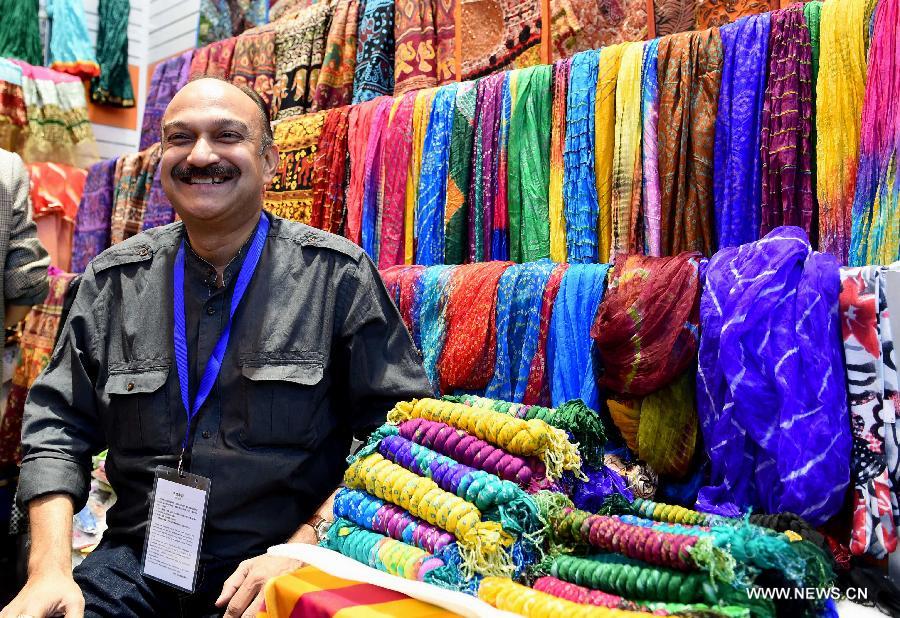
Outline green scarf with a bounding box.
[90,0,135,107]
[0,0,42,65]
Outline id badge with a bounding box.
[141,466,211,592]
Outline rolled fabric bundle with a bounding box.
[632,498,711,526]
[478,576,652,617]
[635,371,699,478]
[389,398,582,481]
[532,576,637,609]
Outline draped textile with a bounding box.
[176,50,193,89]
[492,75,513,262]
[141,164,175,232]
[47,0,100,79]
[394,0,456,96]
[595,44,625,264]
[713,14,769,249]
[694,0,769,29]
[416,84,458,266]
[438,262,512,393]
[313,0,360,111]
[509,66,552,263]
[190,37,238,79]
[346,98,384,243]
[805,1,822,213]
[553,0,648,60]
[379,93,417,267]
[90,0,135,107]
[547,264,610,410]
[591,252,701,397]
[398,265,427,344]
[549,59,570,263]
[817,0,868,264]
[353,0,395,104]
[468,75,504,263]
[524,263,569,405]
[361,98,394,261]
[840,267,899,557]
[760,4,815,242]
[27,162,86,271]
[265,111,326,223]
[0,0,42,66]
[272,2,333,120]
[141,54,189,150]
[72,158,118,272]
[654,0,696,38]
[230,30,277,116]
[445,82,476,265]
[198,0,267,45]
[110,143,161,245]
[563,50,601,264]
[612,42,645,258]
[459,0,542,80]
[656,28,723,257]
[420,265,455,391]
[849,0,900,266]
[696,226,851,525]
[310,106,351,234]
[640,39,661,257]
[406,89,437,263]
[0,60,27,153]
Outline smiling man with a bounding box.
[1,78,431,618]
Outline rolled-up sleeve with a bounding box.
[17,265,104,510]
[4,154,49,307]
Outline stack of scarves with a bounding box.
[696,226,851,526]
[312,0,359,111]
[393,0,456,96]
[140,51,194,150]
[0,59,27,153]
[353,0,395,104]
[46,0,100,79]
[265,111,327,223]
[90,0,135,107]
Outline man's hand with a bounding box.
[216,555,304,618]
[0,571,84,618]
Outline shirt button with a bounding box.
[126,382,134,391]
[206,306,216,315]
[202,431,211,439]
[138,247,149,256]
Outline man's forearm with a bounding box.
[286,489,338,543]
[27,494,75,577]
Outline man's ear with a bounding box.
[262,142,279,185]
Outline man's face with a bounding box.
[159,79,278,224]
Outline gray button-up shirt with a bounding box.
[19,213,431,561]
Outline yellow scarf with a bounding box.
[405,88,436,264]
[594,44,626,263]
[612,42,646,259]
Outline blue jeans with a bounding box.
[73,538,242,618]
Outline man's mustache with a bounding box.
[171,164,240,180]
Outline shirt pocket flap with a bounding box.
[107,367,169,395]
[241,360,324,386]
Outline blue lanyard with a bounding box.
[173,214,269,473]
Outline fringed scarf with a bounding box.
[379,92,417,267]
[469,74,505,263]
[850,0,900,266]
[310,106,351,234]
[713,14,769,249]
[90,0,135,107]
[361,97,394,262]
[612,42,646,258]
[595,44,625,264]
[445,82,477,265]
[563,50,601,264]
[492,74,513,262]
[640,39,662,257]
[591,252,702,397]
[547,264,610,410]
[346,97,384,244]
[421,265,456,392]
[817,0,868,264]
[696,226,850,525]
[760,4,815,241]
[524,263,569,405]
[656,29,723,257]
[313,0,359,111]
[509,66,553,263]
[549,59,571,263]
[353,0,395,104]
[406,89,437,264]
[417,84,458,266]
[438,262,513,393]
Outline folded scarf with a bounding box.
[71,158,118,272]
[310,106,351,234]
[492,74,513,262]
[361,98,394,262]
[468,74,505,263]
[313,0,359,111]
[524,263,569,405]
[696,226,851,526]
[90,0,135,107]
[657,28,723,256]
[445,81,477,265]
[379,92,417,267]
[549,59,571,263]
[420,265,455,391]
[591,252,702,397]
[612,42,646,258]
[713,14,769,249]
[641,39,662,257]
[353,0,395,104]
[595,44,625,264]
[47,0,100,79]
[406,89,437,263]
[346,98,384,243]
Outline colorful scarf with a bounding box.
[28,162,86,271]
[72,158,118,272]
[591,252,702,397]
[230,30,277,116]
[190,37,238,79]
[641,39,662,257]
[549,60,570,263]
[198,0,267,45]
[394,0,456,96]
[817,0,868,263]
[445,82,477,265]
[850,0,900,266]
[141,54,189,150]
[468,75,504,263]
[547,264,610,410]
[492,74,513,262]
[524,263,569,405]
[509,66,553,263]
[406,89,437,263]
[696,226,851,526]
[398,266,426,346]
[47,0,100,79]
[563,50,601,264]
[0,60,27,153]
[313,0,360,111]
[346,98,383,242]
[595,44,625,264]
[272,2,333,120]
[416,84,458,266]
[361,98,394,262]
[555,0,648,59]
[140,164,175,232]
[713,14,769,249]
[657,28,723,257]
[840,267,899,557]
[353,0,395,104]
[310,106,350,234]
[695,0,770,29]
[265,111,326,223]
[110,143,161,245]
[612,42,646,258]
[0,0,42,66]
[420,265,455,391]
[90,0,135,107]
[760,4,815,241]
[379,93,417,267]
[459,0,541,80]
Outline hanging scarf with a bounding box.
[547,264,610,410]
[175,50,193,90]
[230,30,277,116]
[361,98,394,262]
[492,74,513,262]
[47,0,100,79]
[380,92,417,267]
[438,262,513,393]
[458,0,542,80]
[110,144,161,245]
[394,0,456,96]
[313,0,359,111]
[0,60,26,153]
[657,29,723,257]
[141,54,189,150]
[265,111,327,223]
[198,0,267,45]
[563,50,601,264]
[0,0,42,66]
[817,0,868,264]
[595,44,625,264]
[840,267,899,557]
[509,66,553,263]
[445,81,477,265]
[805,1,823,216]
[190,37,238,80]
[310,106,351,234]
[417,84,458,266]
[549,60,570,263]
[760,4,815,242]
[406,89,437,263]
[850,0,900,266]
[420,265,456,392]
[713,14,769,249]
[640,39,662,257]
[612,42,645,258]
[346,97,384,243]
[140,164,175,232]
[353,0,395,104]
[591,252,702,397]
[90,0,135,107]
[468,74,505,263]
[523,263,569,405]
[272,2,333,120]
[71,158,118,273]
[696,226,851,526]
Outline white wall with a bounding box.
[148,0,200,64]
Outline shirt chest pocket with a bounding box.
[239,356,326,449]
[106,364,171,453]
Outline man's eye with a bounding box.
[166,134,190,143]
[219,132,243,141]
